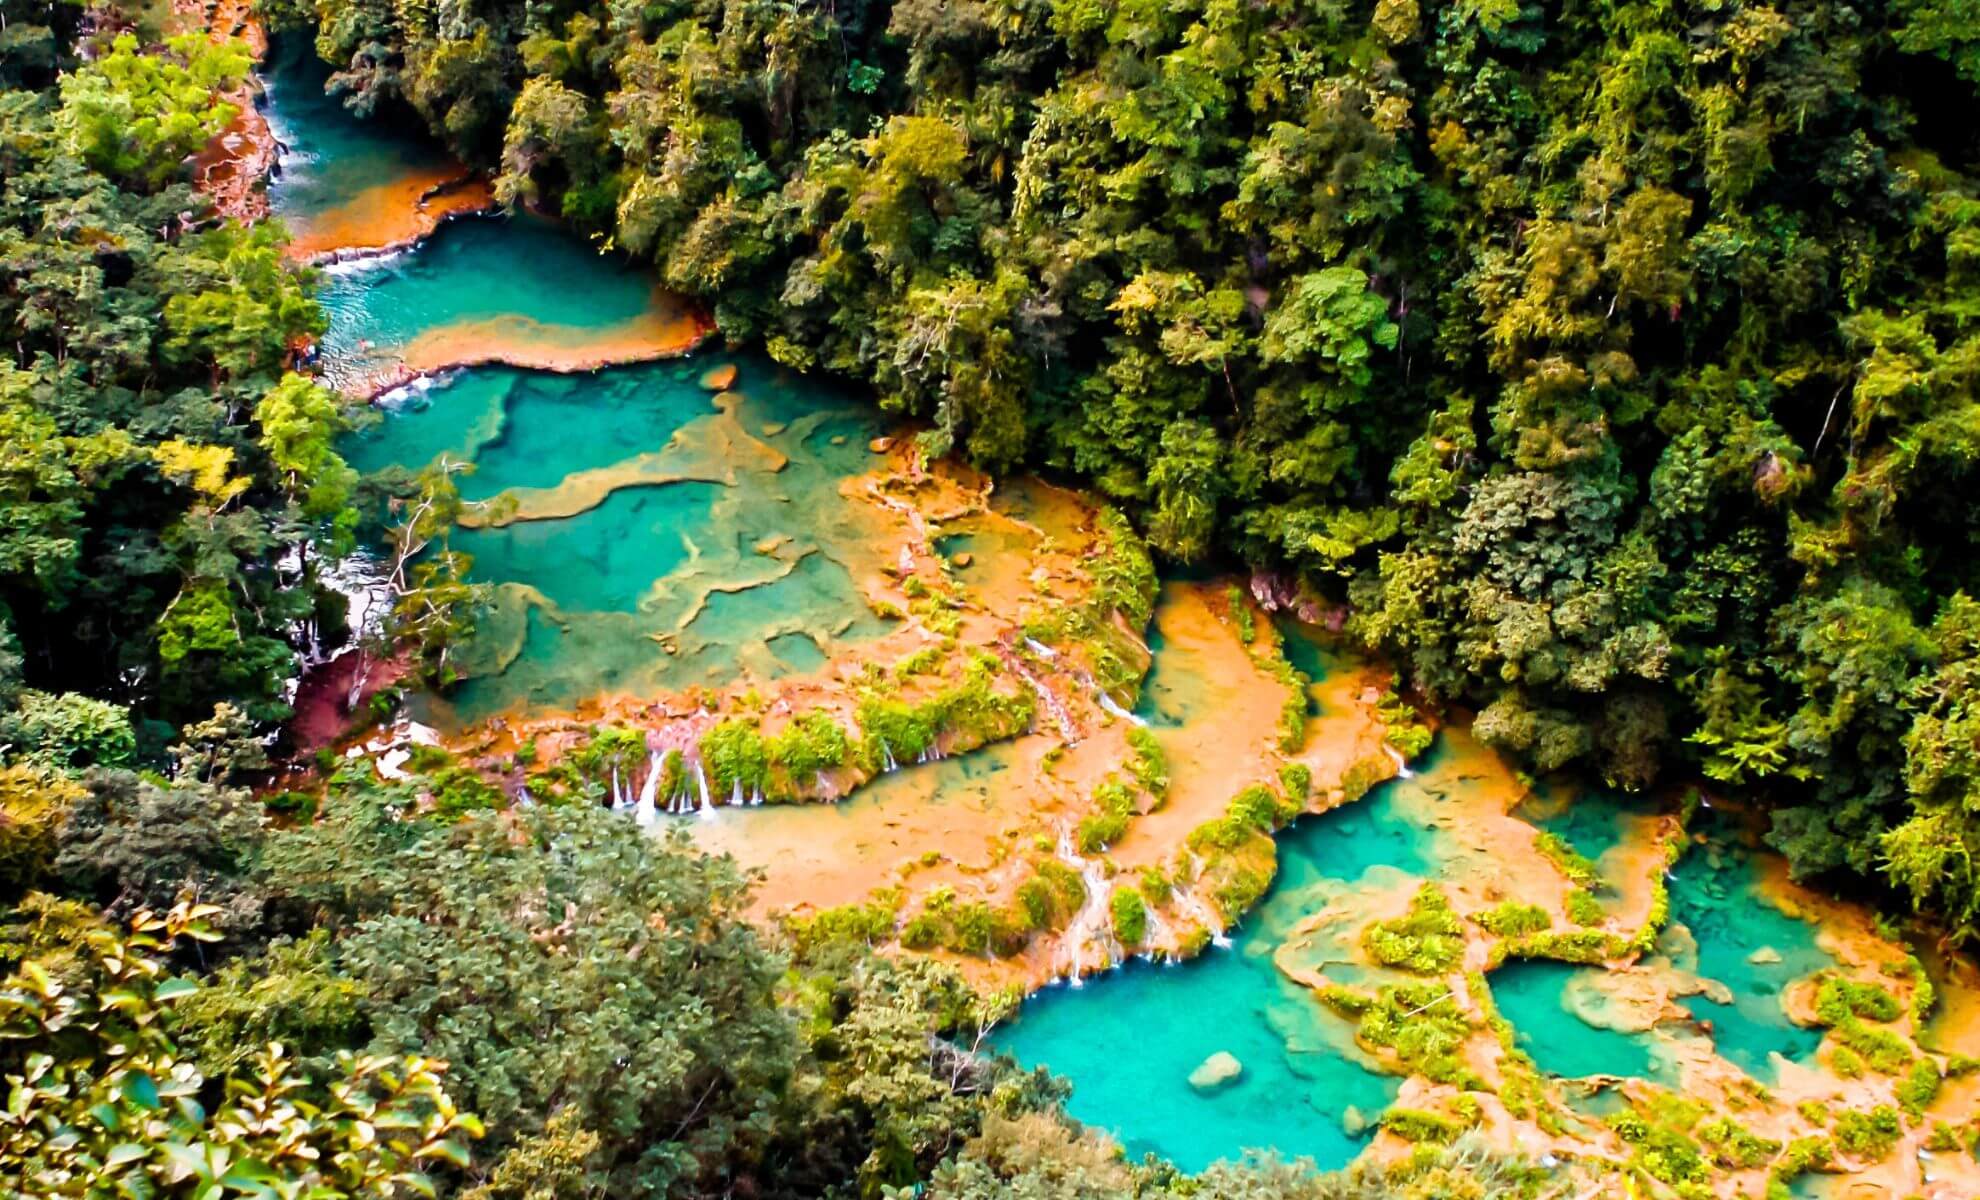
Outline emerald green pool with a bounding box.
[261,34,437,229]
[989,743,1471,1171]
[340,356,892,724]
[316,213,665,365]
[1667,811,1833,1081]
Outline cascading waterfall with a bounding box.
[1140,902,1179,963]
[1010,658,1077,742]
[633,751,660,827]
[1095,686,1146,727]
[1023,637,1058,660]
[730,779,744,809]
[1054,825,1118,986]
[1384,744,1415,778]
[694,760,712,812]
[880,740,899,773]
[1173,869,1233,949]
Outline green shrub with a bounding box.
[768,711,851,787]
[1110,886,1147,945]
[1278,762,1311,801]
[1833,1107,1902,1161]
[787,894,899,952]
[1474,901,1549,938]
[1813,977,1902,1025]
[1565,888,1604,926]
[1363,884,1465,973]
[1831,1016,1912,1074]
[1138,865,1172,903]
[1697,1117,1779,1169]
[1533,831,1600,888]
[701,719,770,797]
[1510,929,1625,965]
[1896,1057,1942,1117]
[1380,1108,1462,1144]
[1125,727,1169,797]
[1213,866,1270,915]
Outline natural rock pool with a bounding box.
[269,41,1980,1196]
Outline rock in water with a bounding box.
[951,552,974,568]
[1187,1051,1243,1093]
[1748,946,1782,965]
[1341,1105,1368,1137]
[869,435,895,454]
[699,363,738,390]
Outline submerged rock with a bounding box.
[1341,1105,1369,1137]
[1748,946,1782,965]
[1187,1051,1243,1093]
[700,363,738,390]
[951,552,974,568]
[869,435,894,453]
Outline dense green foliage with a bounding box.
[295,0,1980,932]
[1,13,351,745]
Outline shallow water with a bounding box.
[261,34,439,230]
[343,357,894,724]
[1491,961,1672,1082]
[317,214,668,367]
[1665,813,1833,1081]
[989,760,1472,1170]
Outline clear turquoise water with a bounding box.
[316,214,664,361]
[1275,616,1336,712]
[1517,784,1646,866]
[450,483,723,613]
[1490,961,1671,1081]
[261,34,436,226]
[989,749,1471,1171]
[1668,812,1832,1081]
[342,357,892,723]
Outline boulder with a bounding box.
[869,435,895,454]
[699,363,738,390]
[1747,946,1782,966]
[1187,1051,1243,1093]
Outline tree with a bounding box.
[263,800,795,1195]
[56,34,250,190]
[0,902,480,1199]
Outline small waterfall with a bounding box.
[1141,902,1179,963]
[880,741,899,773]
[748,784,764,807]
[1095,687,1146,727]
[729,779,744,809]
[1010,658,1077,743]
[610,766,626,810]
[1384,744,1415,778]
[633,752,659,827]
[1054,825,1117,984]
[1023,637,1058,660]
[694,761,712,812]
[1174,877,1232,949]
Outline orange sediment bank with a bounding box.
[194,101,277,223]
[284,169,499,263]
[333,292,717,401]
